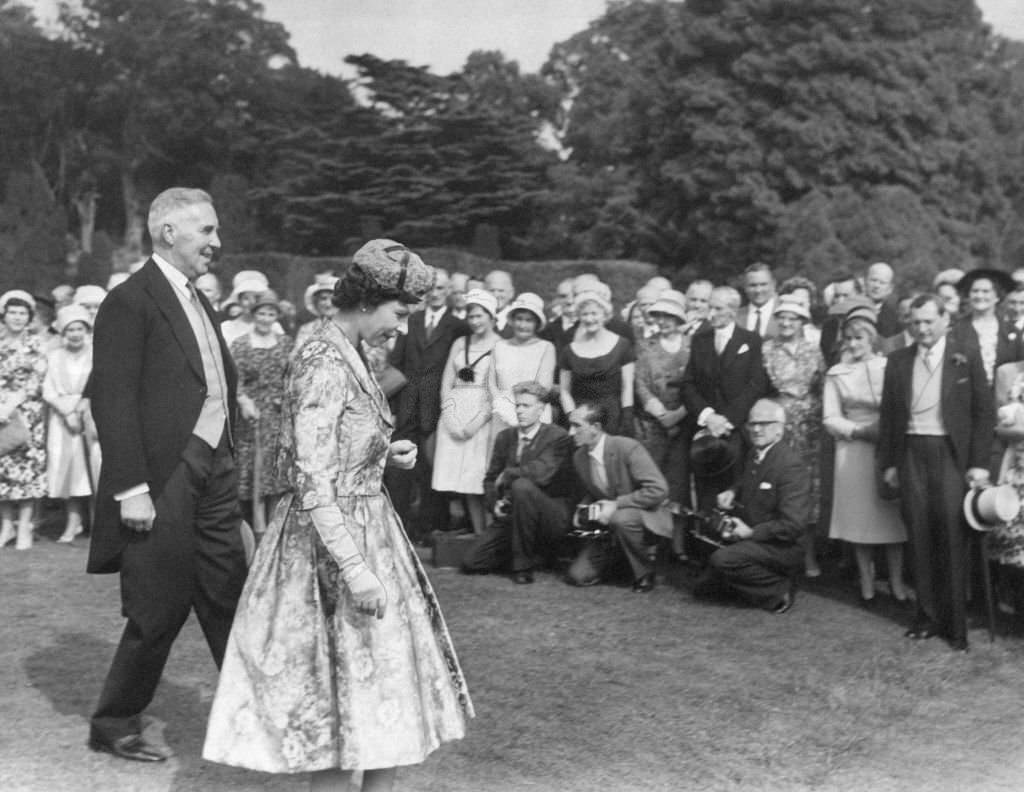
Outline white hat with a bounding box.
[464,288,498,318]
[303,276,339,314]
[56,303,92,334]
[231,270,269,291]
[506,292,547,331]
[647,289,687,323]
[964,485,1020,531]
[772,294,811,322]
[573,288,613,318]
[0,290,36,313]
[73,284,107,307]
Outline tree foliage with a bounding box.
[543,0,1024,286]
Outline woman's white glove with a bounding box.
[311,506,387,619]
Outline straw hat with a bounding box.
[506,292,547,331]
[55,303,92,334]
[464,288,498,318]
[0,290,36,313]
[647,290,687,323]
[772,295,811,322]
[303,276,339,314]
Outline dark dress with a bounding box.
[559,335,635,434]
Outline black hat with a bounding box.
[956,268,1016,297]
[689,430,741,479]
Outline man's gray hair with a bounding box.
[711,285,741,310]
[147,187,214,246]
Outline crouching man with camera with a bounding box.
[565,402,673,592]
[462,381,576,583]
[694,399,809,613]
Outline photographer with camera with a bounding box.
[693,399,809,613]
[461,381,576,583]
[565,402,673,592]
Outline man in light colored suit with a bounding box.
[565,401,672,592]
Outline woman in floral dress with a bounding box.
[761,295,825,576]
[230,289,293,532]
[204,241,472,792]
[0,291,48,550]
[988,360,1024,614]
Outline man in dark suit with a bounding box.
[735,262,779,339]
[565,401,673,592]
[462,381,576,582]
[680,285,767,510]
[695,399,809,613]
[87,187,247,762]
[1003,284,1024,363]
[866,261,902,338]
[878,294,994,651]
[387,268,468,539]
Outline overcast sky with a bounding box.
[26,0,1024,77]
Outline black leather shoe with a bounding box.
[772,591,795,614]
[513,570,534,584]
[950,637,969,653]
[88,733,168,763]
[631,573,655,593]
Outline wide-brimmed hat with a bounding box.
[55,303,92,334]
[689,430,742,479]
[73,284,107,307]
[963,484,1021,531]
[464,288,498,318]
[647,289,687,323]
[303,276,339,314]
[351,239,433,302]
[231,270,269,291]
[252,289,282,314]
[842,305,878,329]
[956,268,1016,297]
[506,292,546,331]
[772,295,811,321]
[827,295,875,317]
[0,290,36,313]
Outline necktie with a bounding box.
[425,311,436,340]
[753,307,762,335]
[516,434,529,463]
[923,349,934,372]
[715,332,727,355]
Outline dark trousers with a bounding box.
[567,507,654,584]
[708,540,803,609]
[385,430,444,541]
[900,435,969,642]
[91,434,246,740]
[463,479,571,572]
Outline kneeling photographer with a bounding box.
[693,399,810,614]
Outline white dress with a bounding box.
[43,346,100,498]
[432,336,496,494]
[489,337,556,433]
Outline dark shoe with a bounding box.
[950,637,969,653]
[88,732,168,763]
[772,591,795,614]
[860,594,877,610]
[513,570,534,585]
[631,573,655,593]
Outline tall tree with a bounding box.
[58,0,296,253]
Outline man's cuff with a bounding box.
[114,483,150,501]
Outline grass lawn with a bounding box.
[3,517,1024,792]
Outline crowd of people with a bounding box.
[4,186,1024,786]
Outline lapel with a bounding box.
[424,310,451,348]
[575,447,595,493]
[323,321,393,428]
[718,328,745,369]
[140,260,204,382]
[899,343,917,407]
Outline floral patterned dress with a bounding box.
[0,332,47,500]
[762,336,824,523]
[204,321,472,773]
[230,332,293,499]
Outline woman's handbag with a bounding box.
[0,412,30,456]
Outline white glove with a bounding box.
[311,506,388,618]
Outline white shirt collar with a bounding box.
[151,253,190,296]
[715,322,735,338]
[518,423,541,442]
[588,433,607,463]
[754,439,779,464]
[426,305,447,321]
[917,334,946,363]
